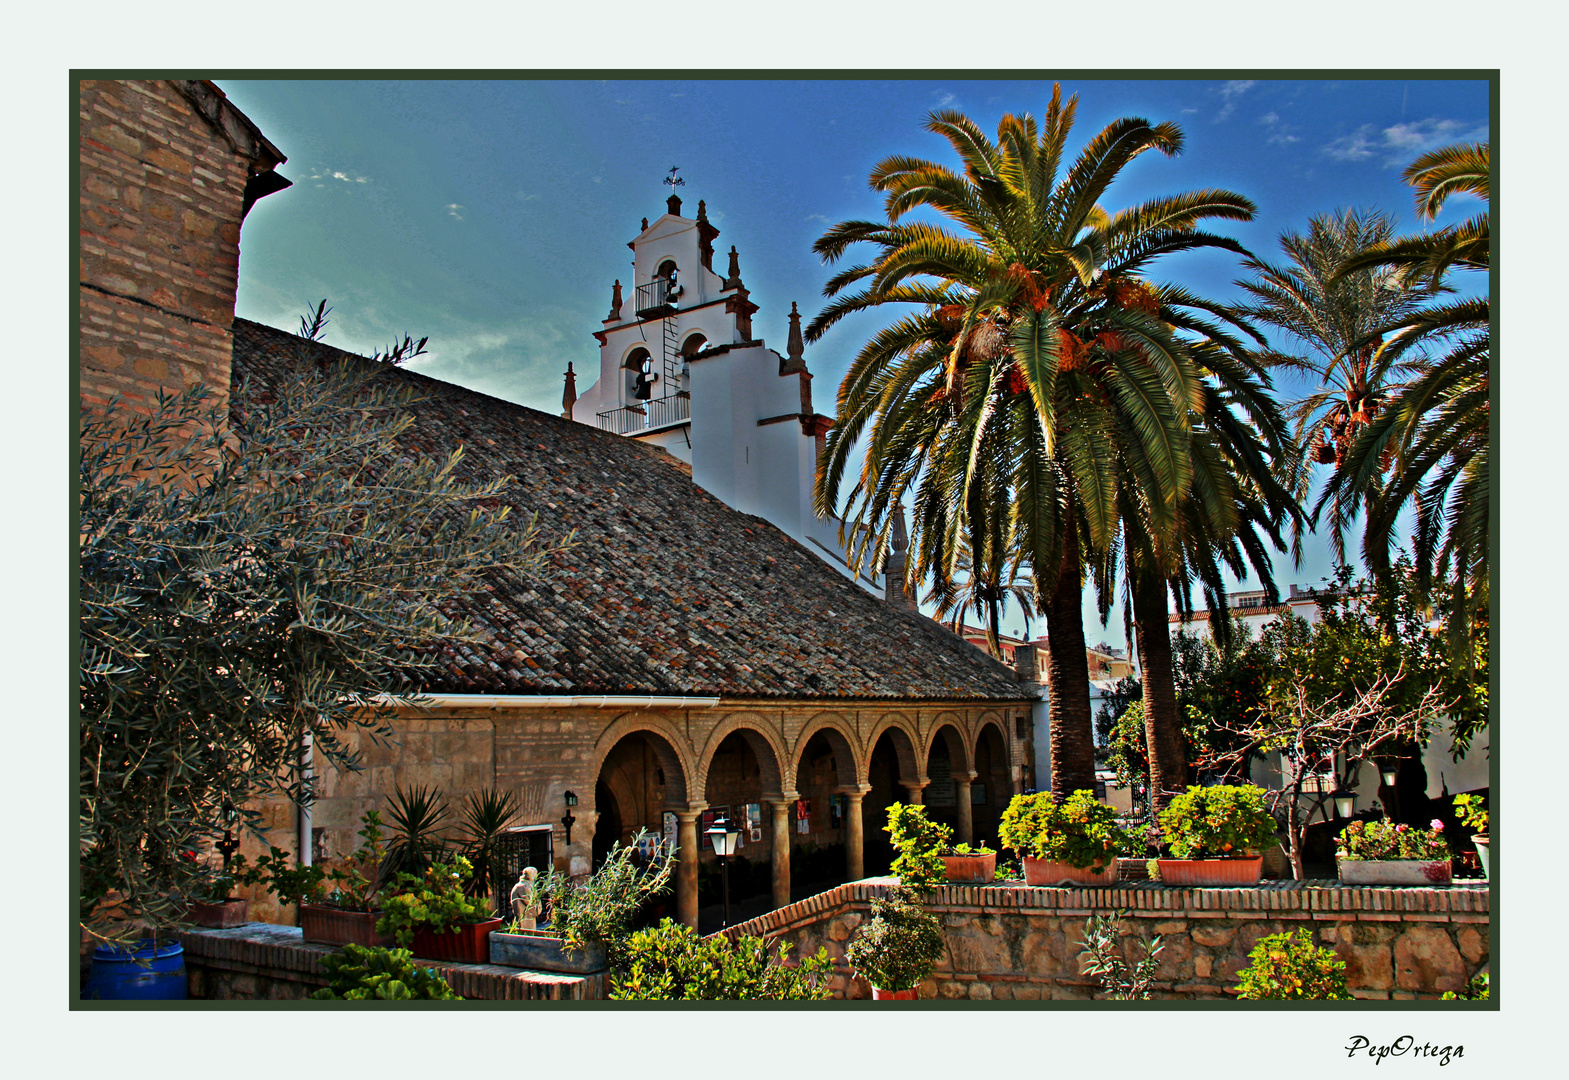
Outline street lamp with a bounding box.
[1332,788,1356,820]
[705,817,741,929]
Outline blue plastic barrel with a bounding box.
[83,939,187,1000]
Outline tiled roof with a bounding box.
[233,319,1029,703]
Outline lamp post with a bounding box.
[705,817,740,929]
[562,791,578,847]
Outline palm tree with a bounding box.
[1233,208,1430,577]
[808,88,1259,796]
[1328,143,1490,652]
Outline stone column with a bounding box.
[674,809,703,929]
[842,787,870,881]
[955,773,975,847]
[769,799,793,910]
[901,781,927,806]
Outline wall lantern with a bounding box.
[1332,789,1356,820]
[562,791,578,846]
[1380,765,1399,788]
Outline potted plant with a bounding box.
[1453,794,1489,877]
[188,854,253,928]
[999,789,1135,886]
[1335,817,1453,885]
[884,803,994,886]
[377,856,502,963]
[247,845,329,917]
[300,811,396,948]
[493,829,673,974]
[1155,784,1277,886]
[845,884,945,999]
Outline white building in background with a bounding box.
[562,190,878,594]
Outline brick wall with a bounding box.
[78,80,284,415]
[720,877,1490,1001]
[176,923,603,1000]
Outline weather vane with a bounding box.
[664,166,685,189]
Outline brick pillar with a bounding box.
[842,787,869,881]
[675,809,703,929]
[955,774,975,847]
[769,799,793,910]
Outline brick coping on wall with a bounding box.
[714,876,1490,943]
[177,922,604,1000]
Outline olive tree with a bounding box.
[79,306,564,944]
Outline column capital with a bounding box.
[765,792,801,805]
[835,784,873,799]
[668,804,708,822]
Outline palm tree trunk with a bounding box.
[1045,529,1095,798]
[1132,564,1187,811]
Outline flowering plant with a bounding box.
[376,856,495,946]
[1000,790,1137,870]
[1337,818,1453,861]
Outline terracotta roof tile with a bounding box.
[233,318,1028,703]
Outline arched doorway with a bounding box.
[863,725,919,876]
[593,730,682,868]
[972,721,1014,848]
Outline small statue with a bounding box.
[509,866,541,930]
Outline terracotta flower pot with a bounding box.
[870,985,920,1000]
[189,899,248,928]
[1023,856,1118,886]
[300,904,394,948]
[940,851,996,883]
[1155,856,1263,887]
[411,918,504,963]
[1336,857,1452,886]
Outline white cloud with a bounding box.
[305,167,371,184]
[934,90,957,107]
[1216,80,1255,120]
[1322,117,1487,166]
[803,212,828,223]
[517,192,541,202]
[445,203,465,220]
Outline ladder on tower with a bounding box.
[661,314,681,392]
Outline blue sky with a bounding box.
[221,76,1490,646]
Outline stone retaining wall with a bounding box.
[717,877,1490,1000]
[177,923,604,1000]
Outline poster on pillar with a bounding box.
[745,803,762,844]
[829,794,845,828]
[662,811,677,856]
[795,798,810,835]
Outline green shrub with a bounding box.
[538,829,673,972]
[999,790,1136,870]
[376,856,494,947]
[1441,973,1489,1000]
[1158,784,1277,859]
[1078,911,1164,1000]
[609,919,833,999]
[309,944,461,1000]
[845,885,945,993]
[1235,930,1352,1000]
[1453,794,1488,835]
[884,803,951,890]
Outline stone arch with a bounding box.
[923,712,973,778]
[793,713,862,789]
[975,711,1016,773]
[863,712,923,787]
[621,345,653,402]
[589,712,696,809]
[696,712,790,801]
[679,331,708,357]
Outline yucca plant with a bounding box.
[382,784,451,883]
[457,787,522,901]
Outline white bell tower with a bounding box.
[563,184,878,595]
